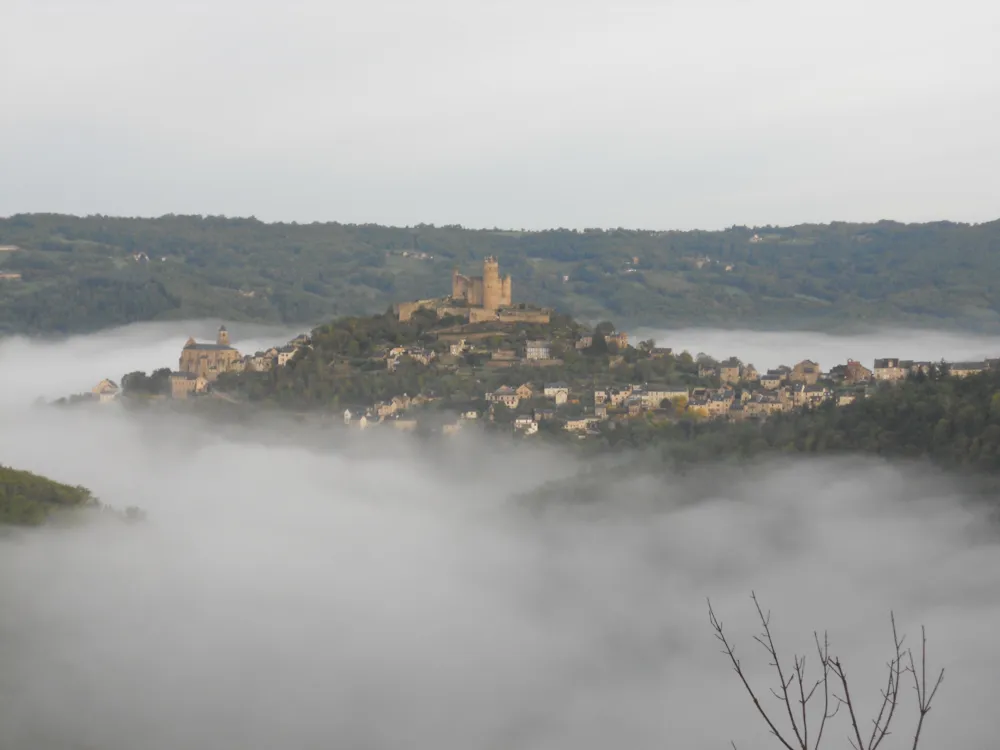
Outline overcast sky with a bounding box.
[3,0,998,230]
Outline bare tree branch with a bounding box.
[908,625,945,750]
[708,598,798,750]
[707,597,945,750]
[750,592,806,749]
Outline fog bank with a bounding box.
[0,320,305,406]
[1,326,999,748]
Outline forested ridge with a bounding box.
[3,213,1000,335]
[0,465,97,526]
[593,368,1000,476]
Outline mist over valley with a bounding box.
[2,326,999,748]
[4,0,1000,744]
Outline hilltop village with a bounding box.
[81,257,1000,441]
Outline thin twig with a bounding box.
[751,592,806,749]
[909,625,945,750]
[708,599,798,750]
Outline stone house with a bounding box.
[760,371,784,389]
[790,360,821,385]
[949,361,986,378]
[514,416,539,435]
[249,353,274,371]
[91,379,120,403]
[525,340,551,360]
[487,386,520,409]
[903,361,933,376]
[544,382,569,405]
[564,417,598,432]
[873,358,907,381]
[836,391,858,407]
[844,360,873,384]
[804,384,831,406]
[719,363,741,385]
[605,332,629,350]
[744,392,785,416]
[276,345,298,367]
[641,385,688,409]
[686,397,710,417]
[707,391,734,418]
[170,372,208,399]
[626,396,643,417]
[596,386,631,407]
[515,383,535,400]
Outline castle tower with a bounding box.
[217,325,230,347]
[501,274,512,307]
[482,256,502,312]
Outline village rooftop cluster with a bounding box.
[74,256,1000,442]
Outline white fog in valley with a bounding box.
[2,327,1000,748]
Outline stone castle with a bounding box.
[452,256,512,313]
[395,257,549,324]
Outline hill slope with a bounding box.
[2,214,1000,334]
[0,465,97,526]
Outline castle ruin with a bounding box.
[451,256,512,313]
[394,257,550,324]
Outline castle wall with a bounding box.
[404,257,512,321]
[452,272,483,306]
[468,307,498,323]
[497,309,551,324]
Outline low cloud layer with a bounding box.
[1,327,999,748]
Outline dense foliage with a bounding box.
[212,309,713,411]
[586,369,1000,475]
[0,465,96,526]
[3,213,1000,335]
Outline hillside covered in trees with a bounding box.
[0,465,97,526]
[585,367,1000,478]
[2,213,1000,335]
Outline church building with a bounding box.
[178,325,242,380]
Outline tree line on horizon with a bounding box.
[2,213,1000,335]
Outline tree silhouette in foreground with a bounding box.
[707,593,944,749]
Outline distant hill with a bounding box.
[3,213,1000,335]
